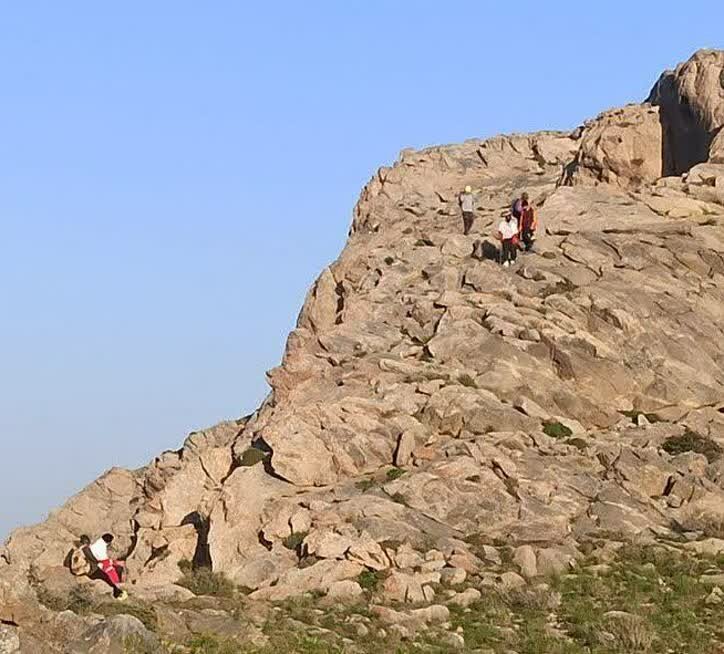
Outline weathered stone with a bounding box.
[513,545,538,579]
[68,616,158,654]
[563,104,663,188]
[448,587,481,608]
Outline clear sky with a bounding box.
[1,1,722,540]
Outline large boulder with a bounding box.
[562,104,663,188]
[648,49,724,174]
[67,615,158,654]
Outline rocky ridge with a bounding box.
[2,49,724,653]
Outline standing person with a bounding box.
[89,533,128,600]
[458,185,477,235]
[519,202,538,252]
[511,191,529,220]
[497,213,519,267]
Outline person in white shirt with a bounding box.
[497,214,519,267]
[89,533,127,600]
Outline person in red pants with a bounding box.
[89,533,127,600]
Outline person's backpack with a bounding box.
[69,536,97,576]
[69,546,93,576]
[511,199,523,219]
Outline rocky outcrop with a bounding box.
[562,104,663,188]
[711,127,724,163]
[2,48,724,653]
[648,49,724,175]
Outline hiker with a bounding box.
[458,185,478,235]
[511,191,529,220]
[89,533,127,600]
[518,202,538,252]
[497,213,519,267]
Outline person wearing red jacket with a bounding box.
[519,202,538,252]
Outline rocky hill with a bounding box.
[2,49,724,654]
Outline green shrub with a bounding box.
[385,467,405,481]
[389,492,408,506]
[662,430,722,463]
[282,531,308,553]
[543,421,573,439]
[239,446,267,467]
[358,569,386,592]
[177,565,236,598]
[355,479,376,492]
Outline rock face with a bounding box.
[562,104,663,188]
[2,49,724,651]
[648,49,724,175]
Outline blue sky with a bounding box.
[1,1,722,539]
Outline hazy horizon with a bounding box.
[2,1,723,541]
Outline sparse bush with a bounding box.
[566,437,589,450]
[239,446,268,467]
[186,633,240,654]
[386,467,405,481]
[123,634,168,654]
[282,531,308,553]
[178,558,193,573]
[389,492,408,506]
[662,430,722,463]
[98,600,158,632]
[358,569,386,592]
[355,479,376,492]
[457,373,477,388]
[603,613,655,652]
[177,565,236,598]
[36,584,93,614]
[543,421,573,439]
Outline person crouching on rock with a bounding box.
[497,213,519,267]
[519,201,538,252]
[90,533,128,600]
[458,185,478,235]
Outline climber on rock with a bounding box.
[518,201,538,252]
[458,185,480,235]
[497,213,519,267]
[89,533,128,600]
[511,192,529,220]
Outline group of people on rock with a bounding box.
[458,186,538,267]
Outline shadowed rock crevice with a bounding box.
[181,511,212,570]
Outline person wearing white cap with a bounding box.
[458,185,479,235]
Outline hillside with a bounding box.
[2,49,724,654]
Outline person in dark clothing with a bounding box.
[518,203,538,252]
[511,191,529,220]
